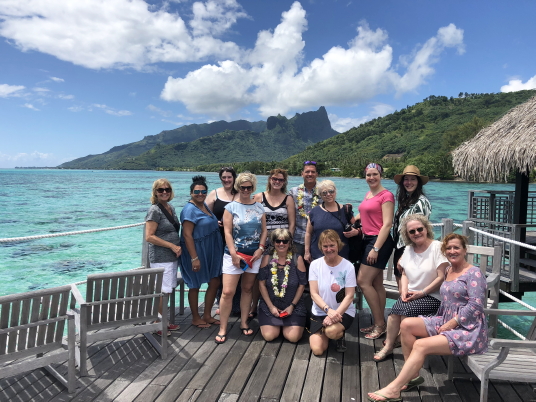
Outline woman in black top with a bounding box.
[258,229,307,342]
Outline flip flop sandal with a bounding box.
[365,324,387,340]
[402,376,424,392]
[206,319,221,326]
[367,391,402,402]
[168,324,180,331]
[373,347,393,362]
[360,324,376,333]
[215,333,227,344]
[240,327,254,336]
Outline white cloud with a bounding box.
[501,75,536,92]
[162,3,464,117]
[147,104,172,117]
[57,94,74,99]
[0,0,247,70]
[68,106,84,112]
[329,103,395,132]
[0,83,25,97]
[89,103,132,116]
[50,76,64,82]
[0,151,56,167]
[23,103,39,111]
[33,87,50,92]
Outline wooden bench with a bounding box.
[0,285,76,393]
[71,268,169,376]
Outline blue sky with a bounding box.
[1,0,535,168]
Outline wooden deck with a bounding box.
[1,307,535,402]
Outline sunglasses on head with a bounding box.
[240,185,253,191]
[271,177,284,183]
[408,227,425,235]
[275,239,290,244]
[304,161,317,165]
[157,188,172,193]
[321,189,335,196]
[193,190,207,195]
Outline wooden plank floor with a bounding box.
[1,307,535,402]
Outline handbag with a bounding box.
[343,204,363,266]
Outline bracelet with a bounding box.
[259,245,265,251]
[290,302,296,308]
[191,256,199,262]
[421,289,427,296]
[454,316,460,325]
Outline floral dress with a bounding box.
[422,265,488,356]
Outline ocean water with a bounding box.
[1,169,534,338]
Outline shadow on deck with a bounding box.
[1,307,535,402]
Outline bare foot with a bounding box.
[192,320,210,328]
[215,308,220,315]
[367,387,400,401]
[203,317,221,325]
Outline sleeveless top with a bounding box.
[212,189,234,240]
[261,192,289,231]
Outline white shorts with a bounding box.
[150,260,178,293]
[222,253,261,275]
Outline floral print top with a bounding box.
[422,265,488,356]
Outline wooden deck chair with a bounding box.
[0,285,76,393]
[71,268,168,376]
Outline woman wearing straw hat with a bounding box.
[392,165,432,286]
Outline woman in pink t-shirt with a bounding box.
[355,163,395,340]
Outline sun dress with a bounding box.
[179,202,223,289]
[422,265,488,356]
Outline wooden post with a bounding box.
[463,221,475,245]
[514,170,529,244]
[141,223,149,268]
[510,225,521,292]
[442,218,453,239]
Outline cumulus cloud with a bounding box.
[0,0,247,70]
[23,103,39,111]
[501,75,536,92]
[329,103,395,133]
[0,83,25,97]
[162,2,465,117]
[0,151,56,167]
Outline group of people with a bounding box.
[145,161,488,402]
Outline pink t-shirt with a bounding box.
[358,189,394,235]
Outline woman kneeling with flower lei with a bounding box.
[257,229,307,342]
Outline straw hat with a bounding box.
[393,165,429,185]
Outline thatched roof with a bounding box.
[452,95,536,182]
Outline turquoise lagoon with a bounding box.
[1,169,534,338]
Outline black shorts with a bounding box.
[361,234,394,269]
[308,313,354,334]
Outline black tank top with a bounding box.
[213,189,233,239]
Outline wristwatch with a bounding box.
[323,305,330,313]
[373,246,380,252]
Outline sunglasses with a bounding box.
[304,161,317,165]
[157,188,172,193]
[240,185,253,191]
[271,177,285,183]
[275,239,290,244]
[192,190,207,195]
[321,189,335,196]
[408,227,425,235]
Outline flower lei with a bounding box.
[296,184,319,218]
[271,251,292,298]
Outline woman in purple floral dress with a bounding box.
[368,233,488,402]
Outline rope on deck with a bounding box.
[497,318,526,340]
[499,289,536,311]
[469,226,536,251]
[0,222,145,243]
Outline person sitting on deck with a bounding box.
[368,233,488,402]
[257,229,307,343]
[373,214,448,362]
[308,229,356,355]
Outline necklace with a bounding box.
[270,251,292,298]
[296,184,319,218]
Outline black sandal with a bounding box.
[215,333,227,344]
[240,327,254,336]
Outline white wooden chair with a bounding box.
[0,285,76,393]
[71,268,168,376]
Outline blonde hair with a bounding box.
[266,168,288,193]
[318,229,344,252]
[400,214,434,246]
[150,178,174,205]
[235,172,258,192]
[317,180,336,195]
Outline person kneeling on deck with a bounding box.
[308,229,356,355]
[257,229,307,343]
